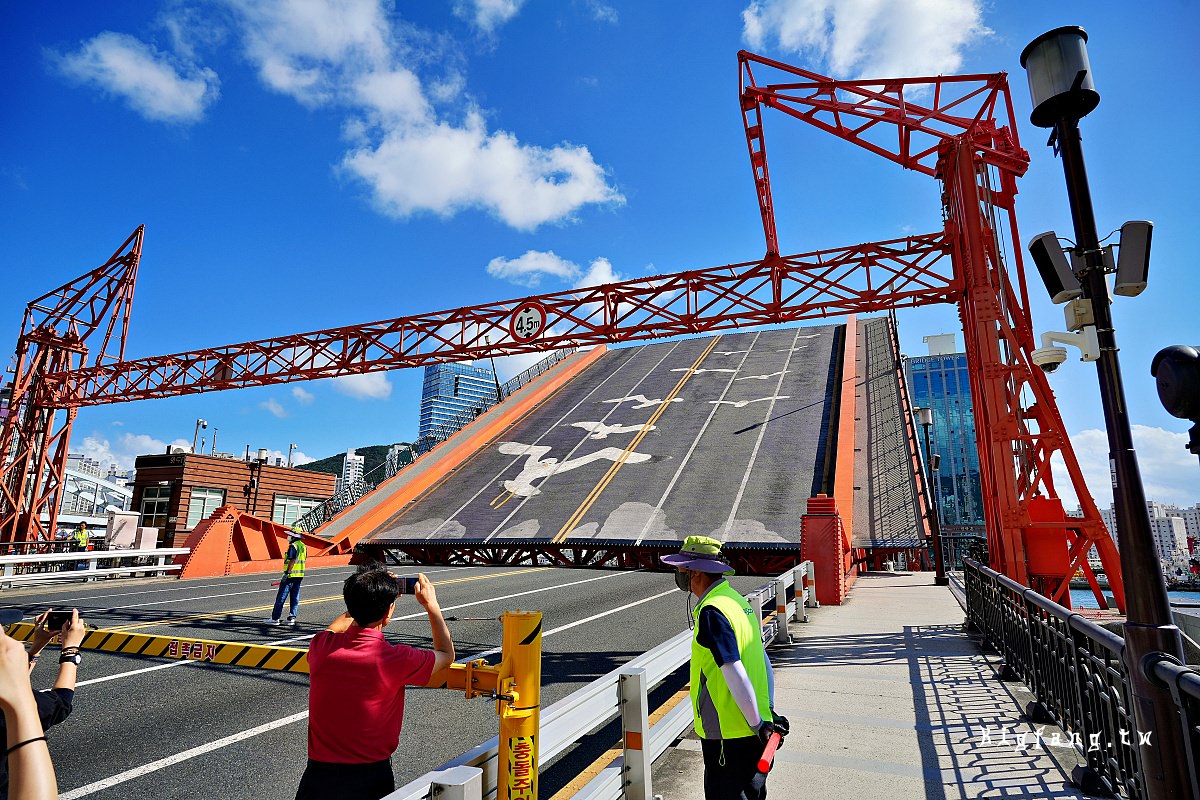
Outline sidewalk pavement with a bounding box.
[650,571,1088,799]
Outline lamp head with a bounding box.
[1020,26,1099,127]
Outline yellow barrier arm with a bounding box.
[4,622,311,674]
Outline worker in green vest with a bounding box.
[72,522,89,552]
[662,535,789,800]
[264,527,307,626]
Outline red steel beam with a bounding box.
[46,233,953,408]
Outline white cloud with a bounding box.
[291,386,315,404]
[261,447,316,466]
[488,250,579,287]
[342,113,622,230]
[53,31,220,123]
[1051,425,1200,511]
[453,0,526,33]
[260,398,288,418]
[586,1,619,25]
[579,256,623,287]
[222,0,621,229]
[332,371,392,399]
[76,432,192,471]
[486,251,626,288]
[741,0,988,79]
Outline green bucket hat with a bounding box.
[661,535,734,575]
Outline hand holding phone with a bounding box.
[45,610,72,631]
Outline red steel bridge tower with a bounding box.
[0,53,1122,610]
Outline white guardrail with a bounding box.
[388,561,817,800]
[0,548,192,589]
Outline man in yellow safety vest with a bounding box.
[264,527,307,626]
[662,535,789,800]
[72,522,89,552]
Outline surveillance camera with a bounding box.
[1032,346,1069,373]
[1032,326,1101,374]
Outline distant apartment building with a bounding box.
[903,333,984,532]
[1166,504,1200,554]
[417,362,498,442]
[1097,501,1191,570]
[336,448,366,496]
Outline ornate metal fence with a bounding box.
[964,558,1200,799]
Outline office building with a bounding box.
[903,333,985,531]
[418,362,498,441]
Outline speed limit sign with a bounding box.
[509,302,547,342]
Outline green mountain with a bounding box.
[296,443,407,482]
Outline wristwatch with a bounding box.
[59,652,81,665]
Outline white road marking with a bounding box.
[735,370,789,381]
[600,394,683,410]
[58,711,311,799]
[469,588,677,659]
[708,396,789,408]
[669,367,738,375]
[569,421,656,440]
[496,442,651,498]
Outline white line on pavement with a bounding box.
[468,588,676,659]
[58,711,311,800]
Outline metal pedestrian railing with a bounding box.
[295,348,577,533]
[963,558,1200,799]
[0,547,191,589]
[386,561,816,800]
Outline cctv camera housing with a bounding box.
[1028,232,1082,304]
[1032,346,1069,373]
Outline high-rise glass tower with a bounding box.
[418,362,498,441]
[904,334,985,531]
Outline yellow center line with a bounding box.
[552,336,722,543]
[106,568,542,633]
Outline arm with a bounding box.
[0,629,57,800]
[325,612,355,633]
[281,544,297,578]
[719,661,763,728]
[414,573,454,678]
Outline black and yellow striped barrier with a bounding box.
[5,622,310,674]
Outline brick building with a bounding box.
[131,453,336,546]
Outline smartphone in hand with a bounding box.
[45,610,73,630]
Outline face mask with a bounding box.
[675,570,692,592]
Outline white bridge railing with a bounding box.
[0,548,192,589]
[388,561,816,800]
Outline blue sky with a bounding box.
[2,1,1197,511]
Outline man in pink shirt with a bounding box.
[296,564,455,800]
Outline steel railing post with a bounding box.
[774,576,794,640]
[620,667,653,800]
[429,766,484,800]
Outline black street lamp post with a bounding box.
[917,407,949,586]
[1022,27,1189,798]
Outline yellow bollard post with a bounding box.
[497,610,542,800]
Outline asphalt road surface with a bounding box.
[0,566,768,799]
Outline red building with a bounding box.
[131,453,336,547]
